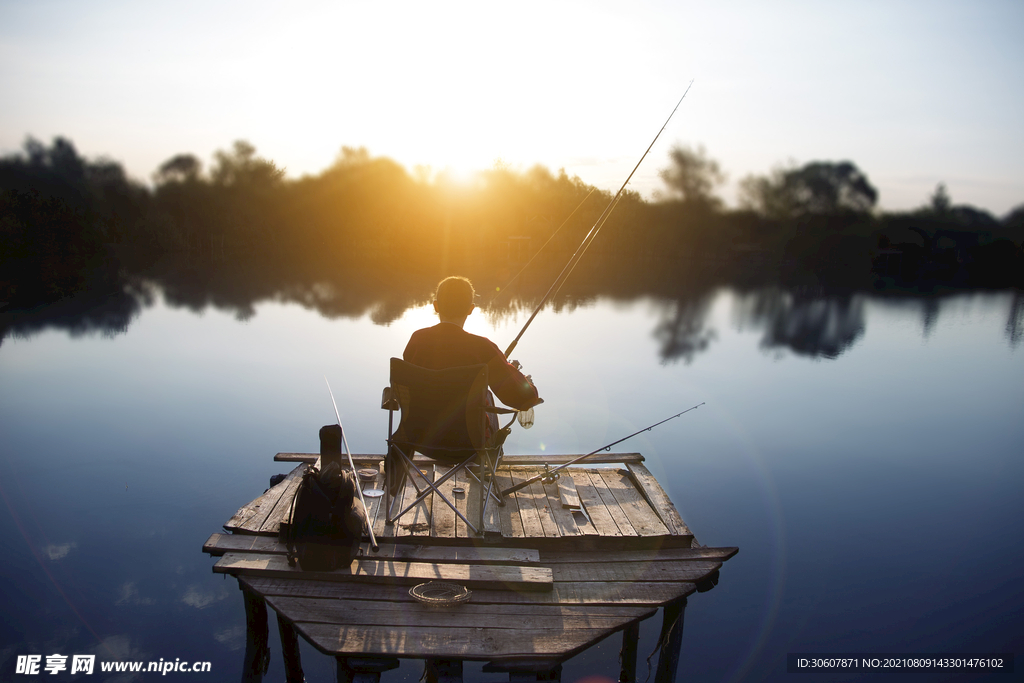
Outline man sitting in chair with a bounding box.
[404,276,542,428]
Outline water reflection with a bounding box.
[652,292,717,363]
[1007,291,1024,347]
[733,289,866,359]
[0,281,151,348]
[1,256,1020,361]
[0,272,1020,683]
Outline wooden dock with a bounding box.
[204,452,736,682]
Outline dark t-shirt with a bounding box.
[403,323,540,410]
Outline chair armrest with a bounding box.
[484,396,542,415]
[483,406,518,415]
[381,387,400,410]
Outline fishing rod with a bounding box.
[500,402,705,496]
[504,80,694,359]
[325,377,379,552]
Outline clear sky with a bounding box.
[2,0,1022,215]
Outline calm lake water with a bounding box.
[1,285,1022,682]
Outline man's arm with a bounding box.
[487,356,541,410]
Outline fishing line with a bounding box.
[504,80,694,359]
[325,377,379,552]
[486,188,596,308]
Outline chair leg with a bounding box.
[466,468,504,506]
[385,448,412,524]
[386,447,434,523]
[477,451,507,535]
[388,451,483,535]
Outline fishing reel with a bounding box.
[540,463,560,485]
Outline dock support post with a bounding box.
[619,621,640,682]
[484,661,562,681]
[654,597,687,683]
[336,656,400,683]
[425,658,464,682]
[239,583,270,683]
[276,614,304,683]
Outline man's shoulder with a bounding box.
[462,329,504,356]
[414,325,502,356]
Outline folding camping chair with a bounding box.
[381,357,521,535]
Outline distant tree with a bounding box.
[1004,204,1024,228]
[1003,204,1024,245]
[210,140,284,187]
[738,164,794,219]
[740,161,877,218]
[154,154,202,185]
[658,144,725,207]
[929,183,952,214]
[333,146,372,169]
[0,137,152,302]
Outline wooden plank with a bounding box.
[542,479,579,537]
[580,469,638,536]
[206,534,547,564]
[204,534,286,556]
[567,470,623,537]
[553,469,598,536]
[461,468,483,538]
[275,453,320,464]
[395,468,433,538]
[431,465,457,539]
[224,464,305,534]
[259,470,305,535]
[454,469,470,538]
[215,553,553,591]
[204,533,282,556]
[374,468,410,541]
[507,469,556,539]
[506,468,542,537]
[269,596,653,630]
[569,507,600,537]
[357,544,540,565]
[495,470,525,539]
[206,535,544,563]
[626,463,693,540]
[361,471,385,532]
[541,547,739,564]
[222,464,296,530]
[482,475,502,538]
[300,623,624,660]
[501,452,644,465]
[243,576,694,607]
[597,469,669,537]
[275,453,645,466]
[557,476,581,509]
[549,560,721,583]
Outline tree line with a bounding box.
[1,136,1022,308]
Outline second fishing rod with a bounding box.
[504,81,694,360]
[500,402,704,497]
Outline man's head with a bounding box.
[433,276,475,322]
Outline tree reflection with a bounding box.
[0,281,150,348]
[734,289,866,359]
[1007,291,1024,348]
[653,293,717,363]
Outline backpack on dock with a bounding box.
[285,461,364,572]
